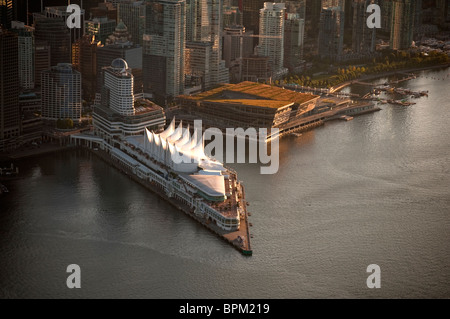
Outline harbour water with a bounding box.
[0,68,449,298]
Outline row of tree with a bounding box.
[284,50,450,89]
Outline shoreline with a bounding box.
[330,63,450,93]
[0,144,75,162]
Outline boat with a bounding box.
[0,164,19,179]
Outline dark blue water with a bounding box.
[1,68,449,298]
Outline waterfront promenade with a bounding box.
[330,63,450,93]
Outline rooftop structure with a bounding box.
[256,2,287,77]
[177,81,319,129]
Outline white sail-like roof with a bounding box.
[159,118,176,140]
[167,121,183,143]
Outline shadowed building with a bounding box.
[352,0,376,53]
[0,0,15,29]
[390,0,416,50]
[318,6,344,61]
[11,21,34,90]
[0,27,20,151]
[34,17,71,66]
[284,13,305,72]
[143,0,186,104]
[34,41,51,88]
[41,63,82,123]
[118,0,146,45]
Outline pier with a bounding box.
[268,102,381,140]
[82,146,253,256]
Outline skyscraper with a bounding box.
[304,0,322,42]
[223,25,244,82]
[93,58,166,142]
[44,6,85,44]
[117,0,146,45]
[73,35,100,102]
[256,2,286,76]
[285,0,306,19]
[11,21,34,90]
[0,27,20,150]
[185,0,229,87]
[0,0,15,29]
[34,17,71,66]
[242,0,266,34]
[143,0,186,103]
[34,41,51,88]
[390,0,416,50]
[85,17,117,45]
[41,63,82,122]
[352,0,376,53]
[102,58,135,116]
[97,21,142,94]
[318,6,344,60]
[284,13,305,71]
[223,5,243,28]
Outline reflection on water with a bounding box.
[0,68,449,298]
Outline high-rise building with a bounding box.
[0,0,15,29]
[223,26,244,67]
[436,0,449,28]
[305,0,322,42]
[34,17,71,66]
[0,27,20,150]
[93,58,166,142]
[85,17,117,45]
[284,13,305,71]
[318,6,344,60]
[97,21,142,94]
[242,55,271,82]
[414,0,423,31]
[73,35,100,102]
[242,0,266,34]
[41,63,82,122]
[90,2,118,21]
[11,21,34,90]
[285,0,306,19]
[223,5,243,28]
[223,26,253,82]
[256,2,286,76]
[380,0,392,34]
[102,58,135,116]
[143,0,185,103]
[118,1,146,45]
[352,0,376,53]
[185,0,229,87]
[390,0,416,50]
[185,41,213,91]
[44,6,85,44]
[34,41,51,87]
